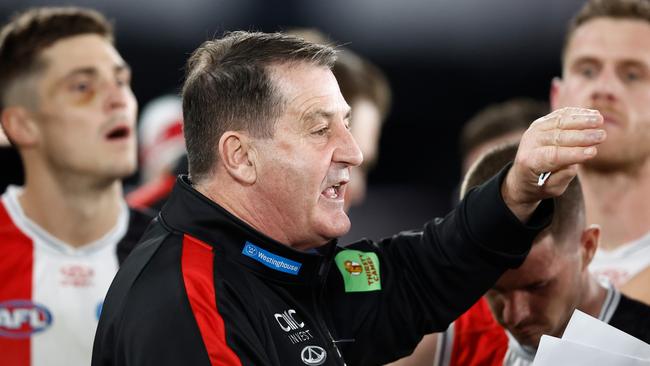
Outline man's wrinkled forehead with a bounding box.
[564,17,650,67]
[269,62,347,117]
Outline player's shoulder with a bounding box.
[0,189,30,240]
[615,293,650,316]
[116,207,155,264]
[103,222,180,315]
[610,293,650,344]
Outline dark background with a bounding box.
[0,0,586,241]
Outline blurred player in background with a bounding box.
[459,98,548,174]
[435,144,650,366]
[126,94,187,212]
[0,7,151,365]
[551,0,650,304]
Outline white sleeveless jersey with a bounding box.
[590,231,650,287]
[0,186,127,366]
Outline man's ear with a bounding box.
[218,131,257,185]
[0,107,39,147]
[580,224,601,269]
[549,77,563,111]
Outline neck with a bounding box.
[196,174,321,250]
[577,273,608,320]
[579,159,650,250]
[18,162,125,248]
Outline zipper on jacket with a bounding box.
[311,288,346,366]
[312,257,347,366]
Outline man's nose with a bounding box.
[104,81,133,112]
[590,69,620,104]
[501,292,531,328]
[334,125,363,167]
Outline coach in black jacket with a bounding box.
[92,31,606,366]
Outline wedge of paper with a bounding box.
[533,310,650,366]
[563,310,650,359]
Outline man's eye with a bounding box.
[72,82,91,92]
[624,70,641,82]
[526,281,548,291]
[117,75,131,87]
[313,128,328,136]
[579,66,596,78]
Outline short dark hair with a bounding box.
[461,143,585,244]
[459,98,548,161]
[0,7,113,110]
[182,31,337,182]
[563,0,650,62]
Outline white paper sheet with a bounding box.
[563,310,650,359]
[533,335,650,366]
[532,310,650,365]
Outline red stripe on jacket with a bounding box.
[182,235,242,366]
[0,201,33,366]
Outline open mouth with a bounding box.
[322,183,344,200]
[105,126,131,140]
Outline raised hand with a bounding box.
[502,107,606,222]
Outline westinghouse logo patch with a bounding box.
[335,250,381,292]
[242,241,302,275]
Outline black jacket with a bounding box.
[92,171,552,366]
[118,207,155,264]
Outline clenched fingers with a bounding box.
[532,107,603,131]
[503,107,607,220]
[539,129,606,148]
[533,146,598,175]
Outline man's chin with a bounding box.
[114,163,138,179]
[98,162,137,182]
[316,214,351,241]
[511,331,544,350]
[582,151,641,173]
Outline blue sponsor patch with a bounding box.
[242,242,302,275]
[0,300,53,338]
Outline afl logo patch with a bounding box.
[0,300,53,338]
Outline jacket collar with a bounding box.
[160,175,337,284]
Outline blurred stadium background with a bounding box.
[0,0,586,241]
